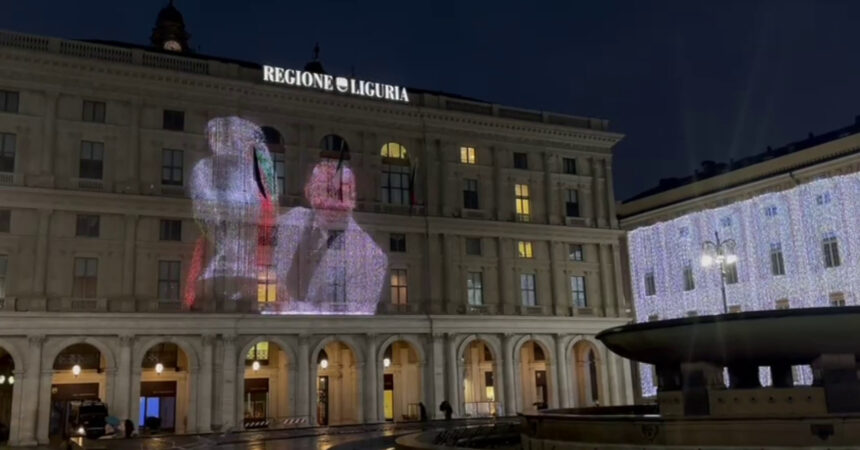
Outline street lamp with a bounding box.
[701,230,737,313]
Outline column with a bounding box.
[445,334,459,417]
[20,335,43,445]
[502,334,517,416]
[554,335,571,408]
[364,335,379,423]
[296,336,310,420]
[197,334,215,432]
[8,367,23,445]
[428,334,445,419]
[609,354,622,406]
[112,335,134,421]
[121,215,138,299]
[220,334,237,430]
[621,357,634,404]
[31,210,52,299]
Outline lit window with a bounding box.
[161,149,184,186]
[775,298,789,310]
[571,275,587,308]
[517,241,534,258]
[72,257,98,298]
[460,146,476,164]
[682,261,695,291]
[390,269,408,305]
[246,342,269,362]
[823,232,841,268]
[829,292,846,307]
[463,178,479,209]
[724,262,738,284]
[563,157,577,175]
[79,141,104,180]
[389,233,406,252]
[162,110,185,131]
[257,263,277,304]
[644,272,656,296]
[770,242,785,276]
[0,133,16,173]
[566,189,580,217]
[568,244,584,261]
[465,238,482,256]
[82,100,105,123]
[520,273,536,306]
[467,272,483,306]
[157,260,181,300]
[515,184,531,222]
[0,90,19,113]
[75,214,100,238]
[728,305,741,313]
[381,142,407,159]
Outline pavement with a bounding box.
[8,417,518,450]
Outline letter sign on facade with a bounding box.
[262,64,410,103]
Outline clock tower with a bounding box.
[150,0,191,53]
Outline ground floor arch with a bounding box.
[379,339,423,422]
[240,338,292,428]
[460,339,499,417]
[571,340,603,407]
[136,342,194,435]
[47,342,109,442]
[312,340,360,426]
[517,339,551,412]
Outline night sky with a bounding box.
[4,0,860,200]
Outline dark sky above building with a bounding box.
[4,0,860,200]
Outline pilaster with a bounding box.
[20,335,43,445]
[197,334,215,432]
[220,334,237,430]
[555,334,571,408]
[502,334,517,415]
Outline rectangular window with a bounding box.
[330,263,346,305]
[79,141,104,180]
[159,219,182,241]
[565,189,580,217]
[381,165,410,205]
[517,241,534,258]
[829,292,846,307]
[775,298,790,310]
[389,233,406,252]
[157,260,181,300]
[724,262,738,284]
[770,242,785,276]
[75,214,100,238]
[161,149,184,186]
[563,157,577,175]
[82,100,106,123]
[465,238,482,256]
[273,153,286,197]
[72,257,98,298]
[568,244,584,261]
[0,210,8,233]
[513,152,528,169]
[0,133,15,173]
[764,206,778,217]
[258,263,277,304]
[571,275,587,308]
[460,146,476,164]
[0,90,19,113]
[0,255,6,298]
[520,273,536,306]
[816,192,831,205]
[467,271,483,306]
[515,184,531,222]
[720,216,732,227]
[823,233,841,268]
[390,269,408,305]
[682,262,695,291]
[644,271,656,296]
[162,109,185,131]
[463,178,479,209]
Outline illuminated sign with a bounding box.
[262,65,410,103]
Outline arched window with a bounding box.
[320,134,350,159]
[261,126,283,146]
[380,142,411,205]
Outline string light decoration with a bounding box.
[187,117,278,307]
[627,173,860,395]
[272,160,387,314]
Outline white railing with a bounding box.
[0,30,49,51]
[59,40,132,64]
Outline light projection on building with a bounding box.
[627,173,860,395]
[186,117,386,314]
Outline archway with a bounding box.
[314,341,358,426]
[138,342,192,434]
[241,339,290,428]
[49,343,107,441]
[571,341,602,406]
[380,340,422,422]
[461,340,498,417]
[518,340,550,412]
[0,347,13,445]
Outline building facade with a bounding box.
[619,119,860,397]
[0,7,633,446]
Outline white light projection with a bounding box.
[628,173,860,395]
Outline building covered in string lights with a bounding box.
[0,2,634,446]
[619,118,860,397]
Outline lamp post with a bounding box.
[701,230,737,314]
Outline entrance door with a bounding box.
[534,370,548,409]
[49,383,99,440]
[383,374,394,421]
[317,376,329,426]
[139,381,177,432]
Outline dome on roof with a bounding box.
[156,1,185,26]
[303,42,327,74]
[150,0,191,52]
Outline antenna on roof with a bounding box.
[312,42,320,61]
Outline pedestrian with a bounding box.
[419,402,427,422]
[123,419,135,438]
[439,400,453,420]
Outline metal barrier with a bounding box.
[243,415,308,430]
[463,401,501,417]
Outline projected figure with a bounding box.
[186,117,278,308]
[274,160,386,314]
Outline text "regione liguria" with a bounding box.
[263,65,409,103]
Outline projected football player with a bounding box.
[274,160,386,314]
[186,117,278,307]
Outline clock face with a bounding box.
[163,40,182,52]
